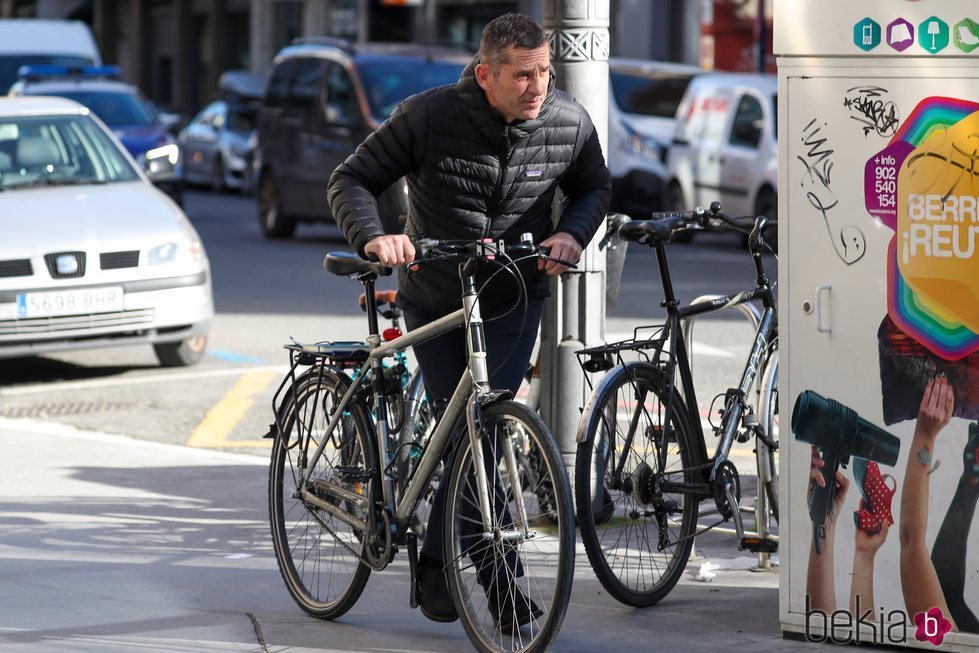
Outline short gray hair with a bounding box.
[479,13,547,71]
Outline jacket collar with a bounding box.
[456,52,556,143]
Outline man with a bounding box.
[328,13,610,626]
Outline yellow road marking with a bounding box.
[187,372,277,448]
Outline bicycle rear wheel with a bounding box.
[575,362,699,607]
[269,367,374,619]
[444,401,574,653]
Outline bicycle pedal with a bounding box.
[740,536,778,554]
[335,466,372,483]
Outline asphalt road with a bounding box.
[0,189,790,652]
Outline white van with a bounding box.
[0,19,101,94]
[607,58,702,218]
[665,73,777,230]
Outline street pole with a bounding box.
[541,0,610,489]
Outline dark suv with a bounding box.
[255,38,470,238]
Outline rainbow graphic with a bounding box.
[870,96,979,361]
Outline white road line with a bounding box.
[0,364,289,396]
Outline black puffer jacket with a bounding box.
[327,56,611,317]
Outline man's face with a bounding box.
[475,44,551,124]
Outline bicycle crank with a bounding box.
[712,460,741,521]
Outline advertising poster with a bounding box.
[779,8,979,650]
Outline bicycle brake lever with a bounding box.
[542,254,578,270]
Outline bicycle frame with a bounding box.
[297,264,527,549]
[652,237,777,493]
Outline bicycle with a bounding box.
[573,202,779,607]
[267,237,575,653]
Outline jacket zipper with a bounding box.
[484,127,512,238]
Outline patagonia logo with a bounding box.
[525,169,544,178]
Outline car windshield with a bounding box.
[359,60,465,122]
[610,69,695,119]
[0,114,140,191]
[52,90,156,128]
[0,54,93,95]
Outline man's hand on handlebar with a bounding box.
[364,234,415,267]
[539,232,581,276]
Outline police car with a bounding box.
[0,96,213,366]
[8,64,183,204]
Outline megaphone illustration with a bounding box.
[791,390,901,548]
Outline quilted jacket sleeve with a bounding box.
[554,105,612,248]
[327,99,425,258]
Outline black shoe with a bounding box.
[487,581,544,632]
[417,553,458,623]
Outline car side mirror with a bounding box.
[157,111,182,134]
[323,104,355,131]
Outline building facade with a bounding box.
[2,0,709,117]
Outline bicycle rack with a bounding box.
[681,295,778,572]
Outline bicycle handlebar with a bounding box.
[618,201,776,250]
[412,235,578,270]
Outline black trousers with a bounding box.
[400,296,543,578]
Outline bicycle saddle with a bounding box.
[324,251,392,277]
[618,219,674,244]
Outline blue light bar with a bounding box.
[16,64,123,82]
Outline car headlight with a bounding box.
[622,122,664,161]
[148,240,204,265]
[146,143,180,166]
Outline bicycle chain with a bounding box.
[302,478,391,572]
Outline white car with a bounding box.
[665,73,778,240]
[0,96,213,366]
[607,58,702,219]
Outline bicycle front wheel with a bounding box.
[444,401,574,653]
[575,362,699,607]
[269,367,374,619]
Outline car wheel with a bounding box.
[211,155,226,193]
[154,335,207,367]
[258,174,296,239]
[755,188,778,253]
[666,181,693,244]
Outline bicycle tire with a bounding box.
[269,367,374,619]
[575,362,699,607]
[760,356,779,524]
[443,401,574,653]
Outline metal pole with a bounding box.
[541,0,610,489]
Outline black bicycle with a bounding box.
[574,202,779,607]
[267,237,575,653]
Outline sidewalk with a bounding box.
[0,418,817,652]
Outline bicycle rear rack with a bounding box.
[575,323,672,391]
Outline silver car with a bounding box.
[178,100,256,193]
[0,96,213,366]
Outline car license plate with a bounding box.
[16,287,124,318]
